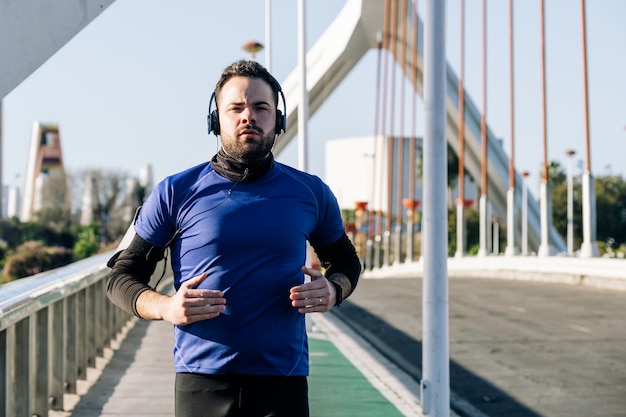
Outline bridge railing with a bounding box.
[0,251,132,417]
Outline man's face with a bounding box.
[217,76,277,163]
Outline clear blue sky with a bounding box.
[3,0,625,200]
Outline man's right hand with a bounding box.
[137,273,226,324]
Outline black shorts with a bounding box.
[175,373,309,417]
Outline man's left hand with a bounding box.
[289,266,336,313]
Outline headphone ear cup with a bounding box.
[209,110,220,135]
[275,110,285,134]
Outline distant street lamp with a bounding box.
[242,41,264,60]
[565,149,576,255]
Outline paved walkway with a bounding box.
[46,257,626,417]
[50,313,424,417]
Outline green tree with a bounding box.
[0,168,138,283]
[73,224,101,260]
[447,143,460,208]
[2,217,76,249]
[448,207,480,256]
[551,163,626,250]
[341,208,356,225]
[594,175,626,247]
[548,160,567,188]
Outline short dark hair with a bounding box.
[214,60,281,108]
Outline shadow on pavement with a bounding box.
[66,319,150,417]
[334,301,544,417]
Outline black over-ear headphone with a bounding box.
[207,78,287,136]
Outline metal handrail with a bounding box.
[0,251,132,417]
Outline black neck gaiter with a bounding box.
[211,148,274,183]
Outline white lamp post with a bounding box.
[566,149,576,255]
[521,170,530,255]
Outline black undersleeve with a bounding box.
[314,233,362,299]
[106,234,164,318]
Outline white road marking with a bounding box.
[569,324,592,333]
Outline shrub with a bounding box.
[2,241,73,283]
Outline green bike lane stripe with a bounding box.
[308,314,422,417]
[309,336,406,416]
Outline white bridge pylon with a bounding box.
[0,0,116,99]
[276,0,565,254]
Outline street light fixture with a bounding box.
[242,41,264,60]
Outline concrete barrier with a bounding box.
[363,256,626,292]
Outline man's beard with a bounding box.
[221,127,276,163]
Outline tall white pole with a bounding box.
[504,0,518,257]
[477,0,489,258]
[537,0,552,257]
[455,0,466,259]
[298,0,311,334]
[265,0,272,72]
[538,181,552,256]
[297,0,308,172]
[422,1,449,415]
[566,149,576,255]
[579,0,599,258]
[521,171,529,255]
[492,217,500,255]
[580,171,598,257]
